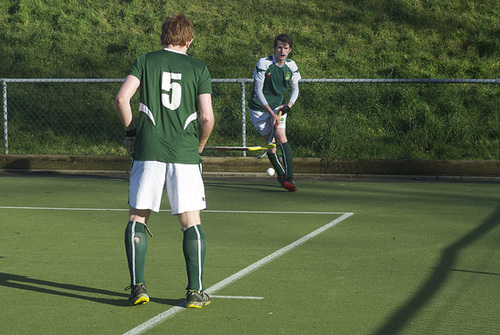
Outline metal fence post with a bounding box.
[240,80,247,157]
[2,80,7,154]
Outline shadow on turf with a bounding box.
[204,180,285,193]
[372,207,500,334]
[0,272,184,307]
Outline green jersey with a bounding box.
[129,48,212,164]
[248,56,301,111]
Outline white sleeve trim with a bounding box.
[253,58,270,107]
[139,103,156,126]
[183,112,198,130]
[288,60,301,105]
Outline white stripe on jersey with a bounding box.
[183,112,197,130]
[139,103,156,126]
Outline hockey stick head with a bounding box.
[263,143,277,150]
[247,143,276,151]
[204,143,276,151]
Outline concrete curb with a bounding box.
[2,155,500,180]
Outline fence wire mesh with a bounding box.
[1,78,499,160]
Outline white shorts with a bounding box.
[249,108,287,136]
[128,160,206,215]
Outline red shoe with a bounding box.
[283,178,297,192]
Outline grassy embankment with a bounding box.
[1,1,499,158]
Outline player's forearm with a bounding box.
[198,94,215,151]
[116,102,135,131]
[254,83,271,111]
[264,104,275,115]
[288,81,299,106]
[198,121,213,150]
[116,75,140,130]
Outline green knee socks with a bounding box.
[268,151,285,176]
[125,222,207,292]
[268,142,294,179]
[125,221,148,286]
[183,225,206,291]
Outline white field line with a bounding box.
[123,212,354,335]
[0,206,353,334]
[209,295,264,300]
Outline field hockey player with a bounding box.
[116,14,214,308]
[248,33,301,192]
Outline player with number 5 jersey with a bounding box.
[129,48,212,164]
[116,14,214,308]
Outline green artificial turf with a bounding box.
[1,175,499,334]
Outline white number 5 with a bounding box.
[162,72,182,110]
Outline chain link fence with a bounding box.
[1,78,499,160]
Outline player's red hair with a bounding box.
[161,14,194,47]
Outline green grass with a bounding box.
[1,0,499,79]
[1,175,499,334]
[1,1,500,158]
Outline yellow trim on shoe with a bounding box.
[186,300,211,308]
[186,290,211,308]
[131,294,149,306]
[127,283,150,306]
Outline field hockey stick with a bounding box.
[204,143,276,151]
[257,109,283,159]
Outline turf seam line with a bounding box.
[0,206,128,211]
[0,206,345,215]
[122,212,354,335]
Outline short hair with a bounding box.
[161,14,194,47]
[274,33,293,49]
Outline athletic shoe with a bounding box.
[127,284,149,306]
[277,175,286,186]
[186,290,211,308]
[283,178,297,192]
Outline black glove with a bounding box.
[280,104,291,115]
[124,128,137,149]
[126,128,137,137]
